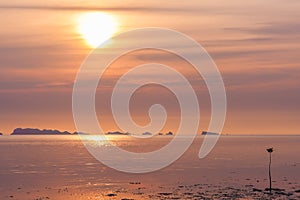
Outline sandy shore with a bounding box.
[1,135,299,199]
[3,181,300,200]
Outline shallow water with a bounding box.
[0,135,299,199]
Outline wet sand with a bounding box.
[0,135,299,199]
[3,179,300,199]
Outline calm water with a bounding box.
[0,135,299,196]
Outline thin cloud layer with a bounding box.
[0,0,299,134]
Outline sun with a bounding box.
[78,12,118,48]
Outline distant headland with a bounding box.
[106,131,130,135]
[105,131,175,136]
[9,129,176,136]
[5,128,220,136]
[11,128,78,135]
[201,131,219,136]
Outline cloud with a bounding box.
[223,67,300,89]
[0,4,197,13]
[222,66,300,112]
[0,80,73,92]
[225,23,300,37]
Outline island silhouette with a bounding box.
[11,128,78,135]
[7,128,219,136]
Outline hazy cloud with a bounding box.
[225,23,300,37]
[0,4,198,13]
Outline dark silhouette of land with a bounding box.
[166,131,174,135]
[201,131,219,136]
[8,128,220,136]
[142,132,152,136]
[11,128,78,135]
[106,131,175,136]
[105,131,130,135]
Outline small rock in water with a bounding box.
[106,193,117,197]
[183,192,193,196]
[129,182,141,185]
[157,192,172,196]
[253,188,262,192]
[275,191,287,196]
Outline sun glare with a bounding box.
[78,12,118,48]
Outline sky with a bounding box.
[0,0,299,134]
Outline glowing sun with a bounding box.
[78,12,118,48]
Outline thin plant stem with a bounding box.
[269,152,272,194]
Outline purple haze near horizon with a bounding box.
[0,0,299,134]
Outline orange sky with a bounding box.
[0,0,299,134]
